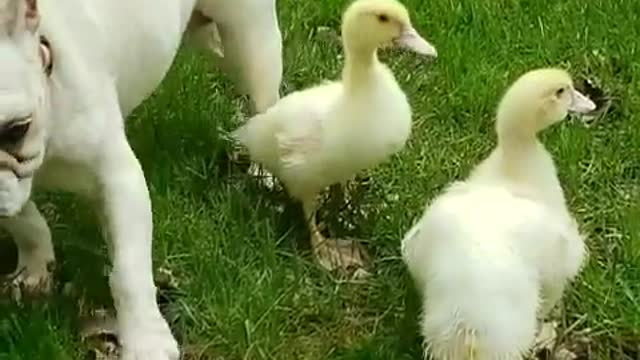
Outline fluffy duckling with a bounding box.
[401,68,595,359]
[233,0,437,272]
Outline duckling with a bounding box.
[233,0,437,272]
[401,68,595,359]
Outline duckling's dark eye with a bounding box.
[377,14,389,23]
[556,88,566,97]
[0,118,31,144]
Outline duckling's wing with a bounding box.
[274,83,340,170]
[232,82,338,172]
[275,107,324,170]
[546,212,586,280]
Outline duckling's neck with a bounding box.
[493,129,564,207]
[496,112,539,148]
[342,42,380,91]
[497,129,539,149]
[495,116,543,175]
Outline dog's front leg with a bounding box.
[0,201,54,296]
[97,130,179,360]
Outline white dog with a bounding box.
[0,0,282,359]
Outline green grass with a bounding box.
[1,0,639,359]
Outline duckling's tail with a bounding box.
[230,113,280,168]
[230,113,268,150]
[231,124,249,147]
[419,267,539,360]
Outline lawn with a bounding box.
[1,0,639,359]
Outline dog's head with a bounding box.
[0,0,49,217]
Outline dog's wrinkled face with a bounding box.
[0,0,48,217]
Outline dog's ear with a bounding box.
[24,0,40,33]
[0,0,39,35]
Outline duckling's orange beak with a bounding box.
[394,26,437,57]
[568,89,596,113]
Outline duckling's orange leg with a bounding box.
[302,197,370,275]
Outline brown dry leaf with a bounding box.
[530,319,597,360]
[156,266,179,292]
[79,308,120,360]
[573,75,612,125]
[76,266,184,360]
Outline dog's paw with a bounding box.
[120,315,179,360]
[2,261,54,301]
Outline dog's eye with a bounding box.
[1,118,31,144]
[377,14,389,23]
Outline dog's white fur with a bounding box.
[0,0,282,359]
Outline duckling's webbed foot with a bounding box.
[311,233,370,276]
[303,196,370,277]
